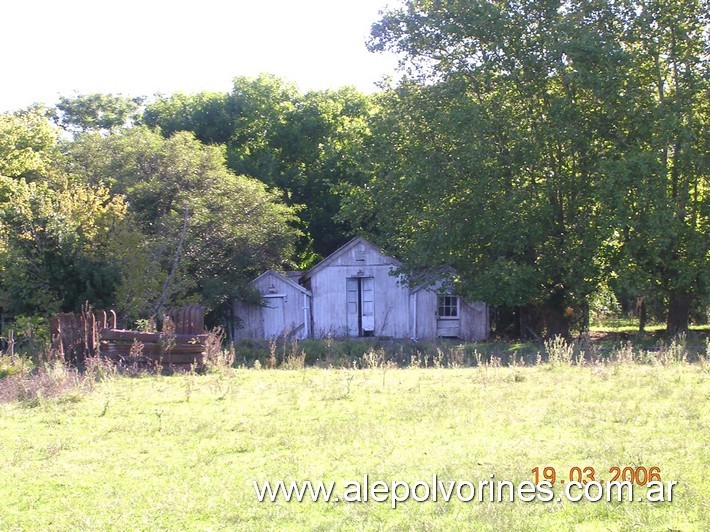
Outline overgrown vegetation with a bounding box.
[3,333,707,404]
[0,354,115,406]
[229,332,710,370]
[0,337,707,529]
[2,0,708,337]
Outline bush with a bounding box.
[0,354,33,379]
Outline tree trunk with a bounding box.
[225,305,235,344]
[544,304,570,338]
[637,298,647,334]
[666,289,691,335]
[539,289,570,338]
[153,206,190,318]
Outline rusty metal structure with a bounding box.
[51,305,207,368]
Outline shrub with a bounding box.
[203,327,235,372]
[544,335,575,366]
[7,315,50,359]
[0,354,33,379]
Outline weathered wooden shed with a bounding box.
[300,237,411,338]
[233,270,312,341]
[234,237,489,341]
[409,280,489,341]
[300,236,489,341]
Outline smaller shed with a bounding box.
[233,270,312,341]
[409,281,489,341]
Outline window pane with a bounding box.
[438,295,458,317]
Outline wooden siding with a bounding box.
[233,300,265,339]
[307,240,410,338]
[410,287,489,341]
[233,270,311,341]
[237,237,489,341]
[412,289,438,339]
[459,300,489,341]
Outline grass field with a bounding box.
[0,345,708,530]
[588,322,710,335]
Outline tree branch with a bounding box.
[153,205,190,317]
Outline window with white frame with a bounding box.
[437,295,458,318]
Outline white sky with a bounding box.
[1,0,400,112]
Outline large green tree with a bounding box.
[54,93,144,135]
[611,0,709,333]
[234,84,374,259]
[0,109,131,316]
[143,75,374,262]
[0,106,59,181]
[344,0,707,335]
[0,175,128,315]
[64,126,300,326]
[143,91,236,145]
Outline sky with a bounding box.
[1,0,400,112]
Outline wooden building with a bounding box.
[300,236,410,338]
[233,270,312,341]
[234,237,489,341]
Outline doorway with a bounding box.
[346,277,374,337]
[262,295,286,338]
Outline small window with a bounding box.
[437,295,458,318]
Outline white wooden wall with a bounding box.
[459,300,489,341]
[233,271,311,341]
[235,238,490,341]
[308,243,410,338]
[410,289,489,341]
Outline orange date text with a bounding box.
[532,466,662,486]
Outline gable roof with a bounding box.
[301,236,402,281]
[250,269,311,296]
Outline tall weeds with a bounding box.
[203,327,234,372]
[544,335,575,366]
[0,359,82,406]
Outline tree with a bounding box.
[54,93,144,135]
[0,109,130,316]
[0,106,59,180]
[355,0,709,336]
[617,0,709,333]
[141,75,375,262]
[63,126,301,325]
[347,0,657,336]
[143,91,236,145]
[0,175,128,315]
[225,74,301,179]
[261,86,375,259]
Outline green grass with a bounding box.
[1,361,708,530]
[588,318,710,334]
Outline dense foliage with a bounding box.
[0,0,707,336]
[144,75,374,261]
[341,0,709,335]
[0,110,299,331]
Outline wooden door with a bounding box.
[263,295,286,338]
[346,277,375,337]
[346,278,359,336]
[361,277,375,334]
